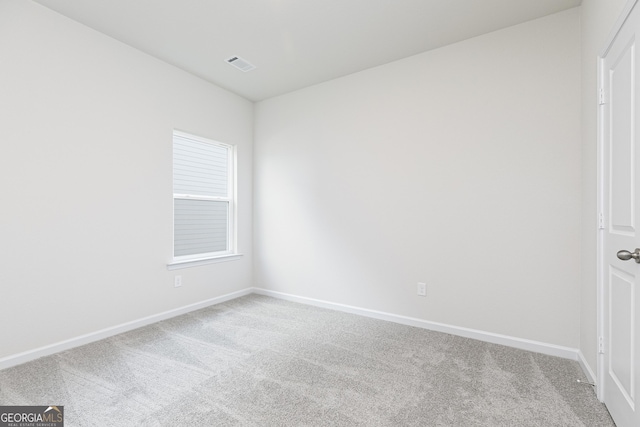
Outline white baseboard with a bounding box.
[577,350,598,384]
[252,288,582,362]
[0,288,253,371]
[1,286,595,384]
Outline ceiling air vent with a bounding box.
[225,56,256,72]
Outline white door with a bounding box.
[600,1,640,426]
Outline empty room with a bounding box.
[1,0,639,425]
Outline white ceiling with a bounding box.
[33,0,582,101]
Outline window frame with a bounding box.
[168,130,240,270]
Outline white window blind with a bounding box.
[173,131,234,260]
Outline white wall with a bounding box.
[579,0,629,374]
[254,9,581,347]
[0,1,253,360]
[2,0,613,365]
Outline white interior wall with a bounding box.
[2,0,620,366]
[579,0,630,375]
[254,9,581,348]
[0,1,253,360]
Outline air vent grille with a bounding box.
[225,56,256,72]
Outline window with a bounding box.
[170,130,237,268]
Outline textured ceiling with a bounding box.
[33,0,582,101]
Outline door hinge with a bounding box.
[599,212,605,229]
[599,87,607,105]
[599,336,605,354]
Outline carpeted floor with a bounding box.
[0,294,615,426]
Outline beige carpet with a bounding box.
[0,295,615,426]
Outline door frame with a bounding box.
[597,0,639,403]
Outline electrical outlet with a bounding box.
[417,282,426,296]
[174,275,182,288]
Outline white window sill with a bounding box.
[167,253,243,270]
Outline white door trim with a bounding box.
[597,0,639,403]
[599,0,640,59]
